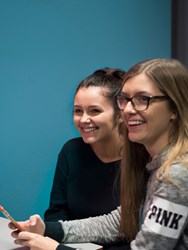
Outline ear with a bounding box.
[170,112,177,120]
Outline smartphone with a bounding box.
[0,205,24,231]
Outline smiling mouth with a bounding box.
[128,120,144,126]
[82,127,97,132]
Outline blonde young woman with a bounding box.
[10,59,188,250]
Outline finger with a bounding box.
[22,219,33,229]
[18,231,30,240]
[11,230,20,238]
[29,214,41,226]
[8,222,17,230]
[14,239,28,246]
[18,231,35,240]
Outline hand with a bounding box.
[14,231,59,250]
[9,214,45,238]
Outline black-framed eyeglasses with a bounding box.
[116,94,170,111]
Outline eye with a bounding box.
[136,95,149,104]
[90,108,101,114]
[74,108,83,114]
[120,94,129,102]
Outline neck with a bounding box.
[146,140,169,158]
[91,134,123,163]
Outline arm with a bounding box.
[10,208,122,246]
[44,147,69,221]
[130,163,188,250]
[58,207,122,244]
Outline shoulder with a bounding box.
[169,162,188,187]
[155,162,188,205]
[58,137,91,158]
[170,161,188,173]
[61,137,87,150]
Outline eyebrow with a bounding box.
[74,105,102,108]
[121,91,152,96]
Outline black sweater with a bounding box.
[44,137,120,221]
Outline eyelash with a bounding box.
[74,109,101,114]
[74,109,82,113]
[91,109,100,113]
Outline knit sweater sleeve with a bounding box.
[59,207,122,244]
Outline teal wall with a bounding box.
[0,0,171,220]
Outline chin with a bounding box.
[82,137,96,144]
[128,135,142,143]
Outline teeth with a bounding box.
[83,127,96,132]
[128,120,143,125]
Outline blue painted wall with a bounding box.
[0,0,171,220]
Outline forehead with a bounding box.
[122,73,160,94]
[74,86,111,105]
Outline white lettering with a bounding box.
[144,196,187,238]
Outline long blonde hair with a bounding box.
[120,58,188,241]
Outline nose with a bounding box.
[80,113,91,123]
[123,101,136,113]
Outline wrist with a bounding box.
[44,222,64,242]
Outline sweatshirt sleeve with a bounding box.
[130,163,188,250]
[59,207,122,244]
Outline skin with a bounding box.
[74,86,122,162]
[9,215,57,250]
[14,233,58,250]
[121,73,176,157]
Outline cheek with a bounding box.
[73,116,79,126]
[147,109,172,133]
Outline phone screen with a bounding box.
[0,205,24,231]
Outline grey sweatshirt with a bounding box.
[46,150,188,250]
